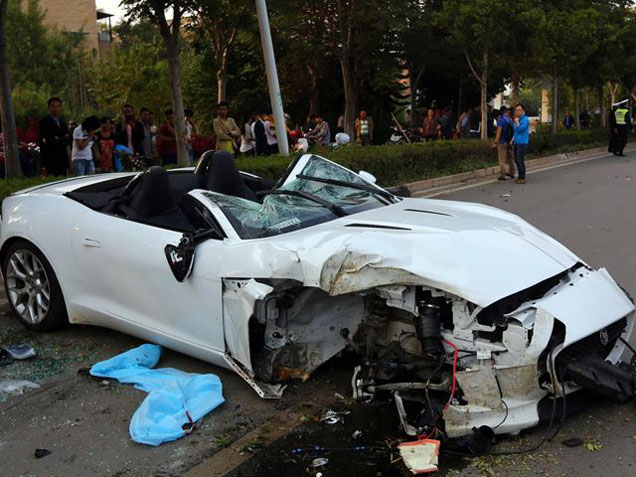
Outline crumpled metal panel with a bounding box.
[219,197,579,309]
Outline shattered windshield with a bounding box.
[201,155,392,239]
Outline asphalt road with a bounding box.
[1,150,635,476]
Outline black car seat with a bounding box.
[206,151,258,202]
[119,166,194,231]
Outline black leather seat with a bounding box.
[206,151,258,202]
[120,166,194,231]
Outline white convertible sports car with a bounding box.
[1,151,634,439]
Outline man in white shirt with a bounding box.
[72,116,100,176]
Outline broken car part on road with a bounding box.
[0,153,634,445]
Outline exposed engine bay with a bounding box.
[226,263,636,440]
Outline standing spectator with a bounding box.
[440,107,454,140]
[252,113,269,156]
[184,108,197,165]
[139,107,157,163]
[563,110,574,129]
[264,114,278,154]
[579,109,591,128]
[213,101,241,154]
[72,116,100,176]
[115,104,145,155]
[336,114,345,134]
[422,109,440,141]
[240,115,256,156]
[93,117,115,172]
[39,97,70,176]
[493,106,515,181]
[354,110,374,146]
[304,114,317,133]
[456,108,471,139]
[306,114,330,146]
[512,103,530,184]
[158,109,178,165]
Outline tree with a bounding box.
[7,0,84,117]
[534,3,603,132]
[189,0,253,104]
[88,33,172,118]
[0,0,20,177]
[122,0,190,166]
[438,0,515,140]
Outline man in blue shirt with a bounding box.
[512,103,530,184]
[493,106,515,180]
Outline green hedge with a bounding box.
[237,129,609,185]
[0,129,610,200]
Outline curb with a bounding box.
[404,144,634,198]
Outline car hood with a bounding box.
[220,197,579,308]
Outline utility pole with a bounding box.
[255,0,289,156]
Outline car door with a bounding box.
[70,207,225,352]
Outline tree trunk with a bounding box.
[0,0,20,177]
[215,34,234,103]
[165,40,188,166]
[599,84,606,128]
[217,71,226,103]
[608,81,619,106]
[574,89,580,130]
[457,78,462,118]
[480,50,488,141]
[340,53,356,138]
[510,74,520,106]
[307,62,319,115]
[552,72,558,134]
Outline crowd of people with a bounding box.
[0,95,631,181]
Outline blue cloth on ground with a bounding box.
[90,344,224,446]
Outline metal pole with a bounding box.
[255,0,289,156]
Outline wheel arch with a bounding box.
[0,235,71,315]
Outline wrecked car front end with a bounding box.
[203,154,636,439]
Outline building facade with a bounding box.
[36,0,113,55]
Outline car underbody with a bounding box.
[226,263,636,440]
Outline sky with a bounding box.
[96,0,127,24]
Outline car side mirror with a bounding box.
[165,238,195,282]
[358,170,377,184]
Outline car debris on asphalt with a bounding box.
[0,379,40,396]
[4,343,36,360]
[398,438,440,474]
[319,409,350,425]
[33,448,52,459]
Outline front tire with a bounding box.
[3,240,67,331]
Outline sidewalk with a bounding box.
[405,144,635,198]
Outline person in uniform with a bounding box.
[609,99,633,156]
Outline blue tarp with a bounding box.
[90,344,224,446]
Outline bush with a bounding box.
[0,176,65,201]
[236,129,608,185]
[0,129,609,200]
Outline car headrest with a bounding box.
[127,166,177,218]
[206,151,258,202]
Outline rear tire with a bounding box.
[3,240,67,331]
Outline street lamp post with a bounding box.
[255,0,289,156]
